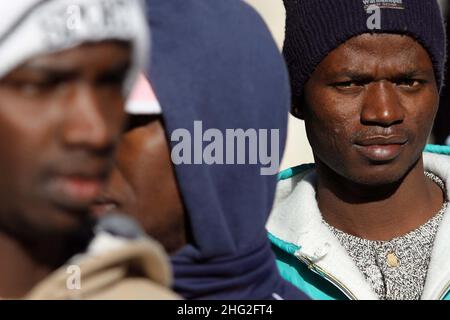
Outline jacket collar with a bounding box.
[421,153,450,299]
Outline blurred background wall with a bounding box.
[245,0,314,170]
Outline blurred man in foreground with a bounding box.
[0,0,177,299]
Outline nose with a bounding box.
[60,82,120,152]
[361,81,405,127]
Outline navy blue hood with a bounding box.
[145,0,308,300]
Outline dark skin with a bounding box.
[296,34,445,241]
[92,115,188,254]
[0,41,131,298]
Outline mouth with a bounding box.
[48,173,107,211]
[354,136,408,162]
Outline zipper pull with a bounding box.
[295,242,331,264]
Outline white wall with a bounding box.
[245,0,315,169]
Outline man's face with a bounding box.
[92,115,187,254]
[0,41,131,240]
[300,34,439,186]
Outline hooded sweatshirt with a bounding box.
[145,0,308,300]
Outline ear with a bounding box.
[291,95,305,120]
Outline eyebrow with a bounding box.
[13,59,131,80]
[19,66,79,79]
[333,69,431,81]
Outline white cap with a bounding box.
[0,0,150,95]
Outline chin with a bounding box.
[346,162,412,187]
[36,206,91,236]
[352,174,404,187]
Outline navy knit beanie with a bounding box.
[283,0,447,116]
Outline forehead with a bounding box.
[3,41,131,77]
[316,33,433,76]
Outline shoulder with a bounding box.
[424,145,450,181]
[26,238,180,300]
[87,277,180,300]
[267,163,319,245]
[274,163,316,205]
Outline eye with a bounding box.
[396,79,424,88]
[333,81,366,92]
[335,81,357,88]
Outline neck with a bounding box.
[0,227,92,298]
[0,233,54,298]
[316,157,445,241]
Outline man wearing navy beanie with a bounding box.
[267,0,450,300]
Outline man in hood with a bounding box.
[0,0,177,299]
[267,0,450,300]
[93,0,308,300]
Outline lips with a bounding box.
[354,135,408,162]
[48,175,105,209]
[355,136,408,146]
